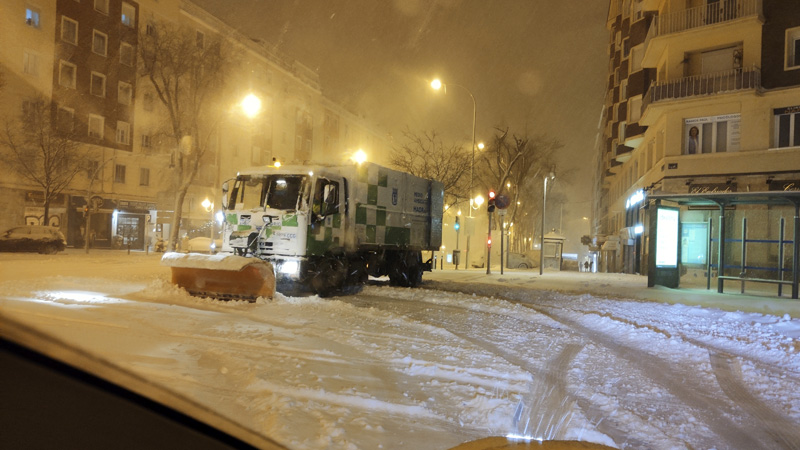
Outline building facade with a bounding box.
[0,0,390,249]
[595,0,800,287]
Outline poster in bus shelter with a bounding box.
[655,207,679,267]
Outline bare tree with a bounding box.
[138,21,233,251]
[475,128,562,240]
[390,129,471,211]
[0,98,87,226]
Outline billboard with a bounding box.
[655,207,679,267]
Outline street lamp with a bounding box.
[432,78,479,270]
[240,93,262,118]
[430,79,478,217]
[201,197,215,253]
[539,170,555,275]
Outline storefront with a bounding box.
[114,200,157,250]
[69,196,115,248]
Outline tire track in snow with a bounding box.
[523,302,783,450]
[342,294,638,446]
[708,351,800,450]
[422,281,800,449]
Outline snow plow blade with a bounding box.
[161,252,275,301]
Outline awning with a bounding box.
[647,190,800,207]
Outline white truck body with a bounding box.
[219,162,443,294]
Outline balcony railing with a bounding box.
[647,0,762,40]
[642,65,761,112]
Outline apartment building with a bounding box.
[596,0,800,294]
[0,0,389,250]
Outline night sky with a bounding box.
[194,0,609,247]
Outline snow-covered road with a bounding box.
[1,251,799,450]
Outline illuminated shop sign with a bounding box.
[626,189,644,209]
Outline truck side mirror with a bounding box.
[221,180,230,209]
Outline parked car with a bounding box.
[507,251,536,269]
[0,225,67,254]
[185,236,222,253]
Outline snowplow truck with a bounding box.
[165,162,444,298]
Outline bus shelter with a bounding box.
[647,191,800,299]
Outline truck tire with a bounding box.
[310,256,347,297]
[388,251,423,287]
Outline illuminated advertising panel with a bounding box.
[655,208,679,267]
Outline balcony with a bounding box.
[641,66,761,123]
[651,0,761,38]
[642,0,763,65]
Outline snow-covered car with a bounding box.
[185,236,222,253]
[507,251,535,269]
[0,225,67,254]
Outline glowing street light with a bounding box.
[353,149,368,164]
[240,93,262,118]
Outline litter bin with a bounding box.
[453,249,461,269]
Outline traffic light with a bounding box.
[487,190,496,213]
[454,216,460,231]
[487,237,492,247]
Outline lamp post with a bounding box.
[431,78,478,268]
[539,171,555,275]
[201,197,214,254]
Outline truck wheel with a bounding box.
[311,257,346,297]
[388,252,422,287]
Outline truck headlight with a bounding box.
[280,261,299,275]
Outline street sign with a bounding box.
[495,194,510,209]
[89,195,104,213]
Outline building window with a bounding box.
[92,30,108,56]
[57,107,74,133]
[141,134,152,148]
[88,114,104,139]
[90,72,106,97]
[25,7,40,28]
[143,92,154,111]
[139,168,150,186]
[787,28,800,70]
[630,45,643,73]
[116,121,130,145]
[774,106,800,148]
[59,61,77,89]
[118,82,132,105]
[120,42,135,66]
[619,122,627,143]
[23,50,40,77]
[196,30,205,49]
[94,0,109,15]
[684,114,741,154]
[628,96,642,123]
[87,160,100,180]
[620,79,628,101]
[121,2,136,27]
[21,100,42,123]
[61,17,78,45]
[622,37,630,59]
[114,164,126,183]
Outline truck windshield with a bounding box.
[229,175,307,211]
